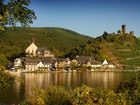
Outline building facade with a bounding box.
[25,40,54,58]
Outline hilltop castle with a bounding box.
[118,25,134,35]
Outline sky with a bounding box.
[29,0,140,37]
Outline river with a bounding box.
[0,71,136,104]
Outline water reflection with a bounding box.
[0,71,131,104]
[23,71,124,96]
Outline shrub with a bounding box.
[117,73,140,105]
[45,86,70,105]
[70,85,126,105]
[22,85,127,105]
[0,66,14,89]
[22,86,70,105]
[70,85,94,105]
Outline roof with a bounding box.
[25,42,38,51]
[102,59,109,65]
[37,47,47,52]
[25,59,40,64]
[90,60,102,65]
[75,56,93,64]
[25,58,53,65]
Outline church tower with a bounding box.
[25,37,38,56]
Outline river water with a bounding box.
[0,71,136,104]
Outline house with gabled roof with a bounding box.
[102,59,108,65]
[36,47,54,58]
[25,58,53,71]
[25,38,54,58]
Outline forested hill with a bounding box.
[0,27,90,66]
[1,27,140,68]
[68,32,140,68]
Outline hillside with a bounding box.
[0,27,90,66]
[68,32,140,68]
[0,27,140,68]
[96,33,140,67]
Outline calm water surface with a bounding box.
[0,71,135,104]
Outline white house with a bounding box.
[91,64,102,68]
[90,59,116,69]
[37,61,44,68]
[102,59,109,65]
[25,59,52,71]
[108,64,116,68]
[102,59,116,68]
[14,58,22,68]
[25,59,38,71]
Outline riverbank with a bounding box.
[5,70,21,77]
[8,68,140,74]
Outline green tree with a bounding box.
[0,0,36,31]
[70,85,126,105]
[21,86,127,105]
[0,66,14,89]
[118,73,140,105]
[0,54,9,66]
[21,87,70,105]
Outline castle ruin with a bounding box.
[121,25,126,34]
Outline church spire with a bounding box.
[32,36,35,43]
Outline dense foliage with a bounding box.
[0,0,36,30]
[21,86,126,105]
[66,39,102,60]
[0,27,89,66]
[117,73,140,105]
[0,66,14,89]
[22,87,70,105]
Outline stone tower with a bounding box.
[122,25,126,34]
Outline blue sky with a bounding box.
[29,0,140,37]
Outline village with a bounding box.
[13,38,116,72]
[13,25,135,72]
